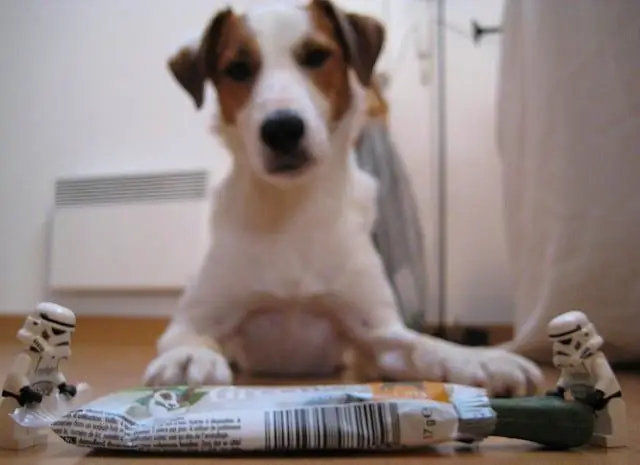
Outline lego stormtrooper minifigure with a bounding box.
[0,302,78,450]
[546,310,627,448]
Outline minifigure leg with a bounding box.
[0,398,49,451]
[27,428,49,447]
[0,425,47,450]
[590,397,627,448]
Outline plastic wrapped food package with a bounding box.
[40,382,495,452]
[10,381,597,453]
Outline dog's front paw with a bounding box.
[143,346,233,387]
[412,341,543,397]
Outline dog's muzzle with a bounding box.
[260,109,311,174]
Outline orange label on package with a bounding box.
[368,382,450,403]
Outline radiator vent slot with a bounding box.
[55,170,208,206]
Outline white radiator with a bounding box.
[48,170,211,292]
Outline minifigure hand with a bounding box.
[18,386,43,406]
[58,382,77,398]
[545,386,566,399]
[583,389,606,410]
[33,337,55,357]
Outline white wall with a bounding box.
[0,0,512,324]
[0,0,234,314]
[443,0,511,324]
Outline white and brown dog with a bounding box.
[143,0,542,396]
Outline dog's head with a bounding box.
[168,0,385,185]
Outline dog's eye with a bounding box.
[223,60,254,82]
[299,48,331,69]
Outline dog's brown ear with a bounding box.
[168,42,205,109]
[167,8,233,109]
[312,0,386,87]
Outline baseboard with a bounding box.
[422,324,513,346]
[0,315,513,347]
[0,315,170,347]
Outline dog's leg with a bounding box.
[142,250,244,387]
[142,316,234,387]
[334,250,543,396]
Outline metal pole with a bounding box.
[434,0,448,338]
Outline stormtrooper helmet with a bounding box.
[547,310,603,366]
[16,302,76,358]
[152,390,181,411]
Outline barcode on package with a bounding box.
[263,402,401,450]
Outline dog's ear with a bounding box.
[167,8,233,109]
[167,41,205,109]
[312,0,386,87]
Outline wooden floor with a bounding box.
[0,343,638,464]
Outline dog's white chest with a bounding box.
[221,228,350,376]
[209,166,378,377]
[253,233,343,297]
[234,309,344,376]
[214,204,368,376]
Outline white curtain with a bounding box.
[497,0,640,363]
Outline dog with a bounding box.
[143,0,543,397]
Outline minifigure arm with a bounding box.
[53,369,67,386]
[555,369,569,389]
[53,363,77,398]
[592,352,619,397]
[2,352,32,395]
[546,368,569,397]
[16,328,51,355]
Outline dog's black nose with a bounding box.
[260,109,305,153]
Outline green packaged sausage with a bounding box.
[489,395,594,449]
[11,381,594,452]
